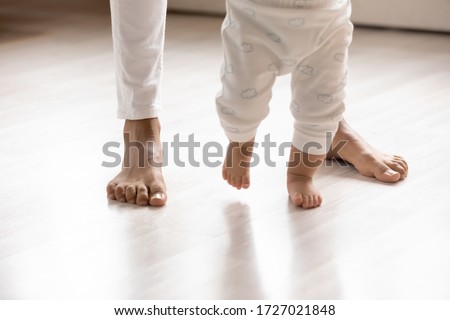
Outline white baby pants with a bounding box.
[109,0,167,119]
[216,0,354,154]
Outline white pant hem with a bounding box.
[224,131,258,143]
[117,106,161,120]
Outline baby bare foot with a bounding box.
[327,119,408,183]
[222,140,254,190]
[287,146,325,209]
[287,175,322,209]
[106,118,167,207]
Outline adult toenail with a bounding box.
[386,169,396,175]
[151,193,163,200]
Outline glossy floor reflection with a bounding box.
[1,0,450,299]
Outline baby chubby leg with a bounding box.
[287,146,325,209]
[222,140,254,190]
[217,1,278,190]
[287,2,354,207]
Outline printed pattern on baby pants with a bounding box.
[216,0,354,154]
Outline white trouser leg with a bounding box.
[110,0,167,119]
[216,0,276,143]
[290,4,353,154]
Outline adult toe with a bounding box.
[149,182,167,207]
[114,184,127,202]
[242,175,250,189]
[374,163,401,183]
[125,185,137,204]
[389,162,407,180]
[136,184,149,206]
[107,182,117,200]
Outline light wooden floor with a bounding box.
[1,0,450,299]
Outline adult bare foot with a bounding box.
[106,118,167,206]
[287,146,325,209]
[327,119,408,183]
[222,140,254,190]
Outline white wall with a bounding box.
[168,0,450,32]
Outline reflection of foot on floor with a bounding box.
[222,140,254,190]
[107,118,167,207]
[287,146,324,209]
[327,119,409,183]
